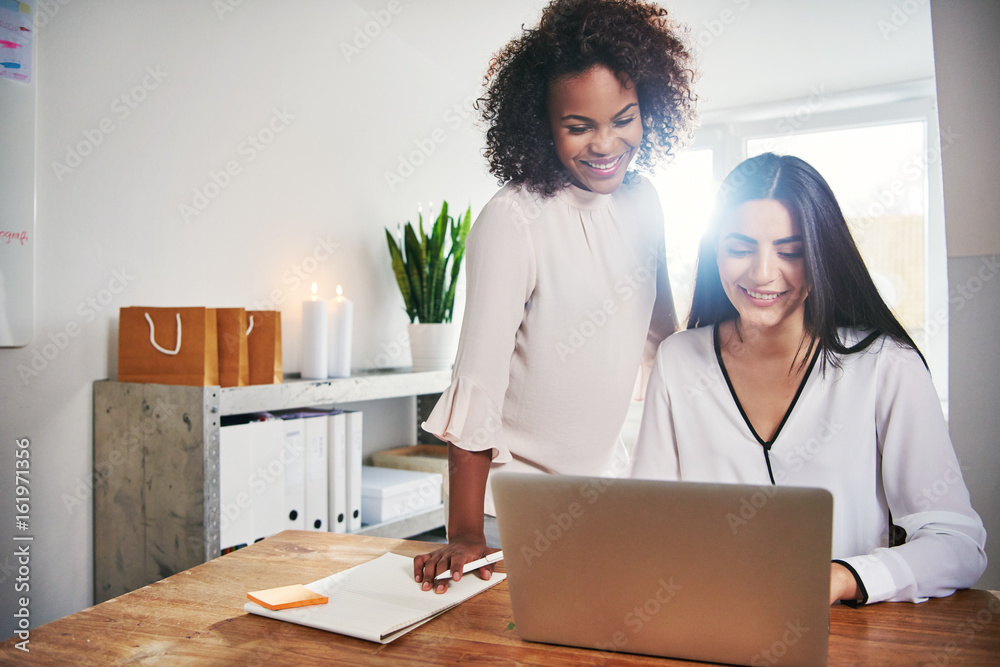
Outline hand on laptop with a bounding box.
[413,538,496,594]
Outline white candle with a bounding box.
[301,282,328,380]
[328,284,353,378]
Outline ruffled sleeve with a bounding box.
[422,375,510,463]
[421,188,536,463]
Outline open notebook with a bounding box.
[244,552,506,643]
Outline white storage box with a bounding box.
[361,465,443,525]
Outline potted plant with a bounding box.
[385,201,472,370]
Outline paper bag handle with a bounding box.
[246,315,254,336]
[144,312,182,356]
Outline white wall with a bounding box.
[1,0,994,641]
[931,0,1000,590]
[668,0,935,112]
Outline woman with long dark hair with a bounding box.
[631,153,986,605]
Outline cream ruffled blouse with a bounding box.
[423,177,676,515]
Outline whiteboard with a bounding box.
[0,0,35,347]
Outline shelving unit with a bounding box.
[93,368,451,604]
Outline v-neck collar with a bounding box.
[713,323,820,451]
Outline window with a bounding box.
[651,148,716,321]
[747,122,927,338]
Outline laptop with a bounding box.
[492,472,832,666]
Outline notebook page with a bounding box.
[244,552,506,643]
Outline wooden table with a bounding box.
[3,531,998,665]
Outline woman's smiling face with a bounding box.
[716,198,811,332]
[547,65,643,194]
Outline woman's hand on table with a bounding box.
[413,537,495,594]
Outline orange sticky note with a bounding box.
[247,584,328,611]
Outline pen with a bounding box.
[434,551,504,580]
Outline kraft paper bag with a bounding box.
[118,307,219,386]
[216,308,250,388]
[247,310,283,385]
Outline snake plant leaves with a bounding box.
[385,229,415,321]
[385,201,471,324]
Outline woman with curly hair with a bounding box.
[414,0,697,592]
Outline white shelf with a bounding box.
[93,368,451,604]
[353,505,446,539]
[220,368,452,415]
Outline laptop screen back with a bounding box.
[492,472,832,666]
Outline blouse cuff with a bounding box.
[832,559,869,607]
[836,552,907,605]
[422,375,510,463]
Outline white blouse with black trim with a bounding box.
[630,324,987,605]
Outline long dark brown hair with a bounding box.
[688,152,924,371]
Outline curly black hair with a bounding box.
[479,0,697,197]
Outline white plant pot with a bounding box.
[408,323,459,372]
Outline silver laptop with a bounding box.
[492,472,832,666]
